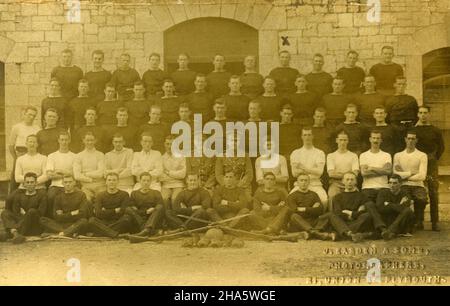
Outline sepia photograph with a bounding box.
[0,0,449,291]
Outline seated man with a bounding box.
[40,175,90,238]
[73,132,106,203]
[248,172,290,235]
[1,173,47,244]
[160,135,186,209]
[207,171,250,229]
[317,172,374,242]
[166,173,212,230]
[287,173,332,240]
[126,172,165,237]
[88,173,133,238]
[104,133,134,194]
[366,174,415,240]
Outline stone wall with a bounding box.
[1,0,450,171]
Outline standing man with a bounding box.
[373,106,400,156]
[240,55,264,99]
[217,75,250,121]
[305,54,333,99]
[41,78,67,128]
[96,83,122,128]
[253,77,284,122]
[51,49,83,100]
[255,140,289,190]
[285,75,318,126]
[103,108,137,152]
[321,78,353,127]
[393,131,428,230]
[73,132,106,203]
[414,106,445,231]
[46,131,76,216]
[269,50,300,96]
[70,107,106,153]
[37,108,67,156]
[278,104,301,159]
[110,53,141,101]
[185,74,214,121]
[311,107,334,154]
[359,130,392,202]
[369,46,404,96]
[154,79,184,127]
[336,50,365,94]
[334,104,370,155]
[124,81,150,127]
[354,75,386,124]
[170,53,197,96]
[84,50,112,102]
[138,105,169,153]
[206,54,232,100]
[104,134,134,194]
[142,53,168,98]
[67,79,96,131]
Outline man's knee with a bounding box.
[27,208,39,216]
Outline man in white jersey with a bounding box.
[290,127,328,205]
[46,131,76,217]
[105,134,134,194]
[255,140,289,191]
[326,131,360,210]
[359,130,392,202]
[393,130,428,230]
[73,132,106,203]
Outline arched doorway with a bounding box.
[164,17,259,74]
[423,47,450,166]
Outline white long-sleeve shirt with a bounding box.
[15,153,48,189]
[255,154,289,186]
[105,148,134,187]
[290,147,325,186]
[46,150,76,187]
[393,149,428,187]
[131,150,163,191]
[10,122,40,148]
[73,149,105,184]
[160,153,186,189]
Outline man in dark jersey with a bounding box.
[240,55,264,99]
[305,53,333,99]
[269,50,299,97]
[285,74,318,126]
[334,104,370,155]
[41,78,67,128]
[321,78,353,127]
[311,107,333,154]
[336,50,365,94]
[185,74,214,121]
[217,75,250,121]
[37,108,67,156]
[138,104,169,153]
[51,49,83,100]
[279,104,301,159]
[123,81,150,127]
[253,76,284,121]
[153,79,184,127]
[206,54,232,100]
[171,53,197,96]
[373,106,401,156]
[354,75,386,124]
[84,50,112,102]
[369,46,404,96]
[103,108,137,152]
[96,83,123,128]
[142,52,168,98]
[110,53,140,101]
[70,107,106,153]
[414,106,445,231]
[67,78,96,131]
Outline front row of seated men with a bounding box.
[0,168,415,244]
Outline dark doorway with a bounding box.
[0,62,5,171]
[164,17,259,75]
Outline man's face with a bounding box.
[49,81,60,95]
[24,176,37,192]
[394,79,407,94]
[23,110,37,124]
[364,76,376,92]
[263,175,276,189]
[279,52,290,66]
[373,108,387,123]
[149,108,161,123]
[141,136,153,151]
[61,52,72,66]
[194,76,206,91]
[93,53,104,68]
[332,80,345,93]
[301,130,313,145]
[248,103,261,119]
[344,107,358,122]
[418,108,430,122]
[313,56,324,70]
[119,55,131,69]
[295,77,307,91]
[347,53,358,67]
[214,104,226,117]
[224,172,237,188]
[106,175,118,189]
[244,56,256,70]
[179,107,191,121]
[177,54,189,69]
[336,134,349,150]
[83,135,96,149]
[213,55,225,70]
[149,55,160,69]
[104,86,116,100]
[116,111,128,125]
[112,137,125,151]
[369,133,382,147]
[405,134,417,149]
[133,85,145,99]
[26,136,38,151]
[280,109,293,123]
[382,48,394,63]
[313,111,326,125]
[263,79,276,93]
[162,82,175,95]
[78,82,89,96]
[85,110,97,125]
[297,175,310,191]
[140,175,151,189]
[388,178,401,193]
[186,175,199,190]
[342,173,357,189]
[228,78,241,92]
[58,134,70,149]
[63,177,76,192]
[45,111,58,127]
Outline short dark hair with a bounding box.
[105,172,119,180]
[139,172,152,180]
[92,50,104,58]
[24,172,38,181]
[388,174,402,182]
[263,172,276,179]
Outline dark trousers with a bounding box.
[248,206,290,233]
[318,211,372,237]
[166,208,210,229]
[40,217,89,236]
[47,186,64,217]
[290,213,317,232]
[206,208,250,229]
[401,185,428,223]
[1,208,43,236]
[87,215,133,238]
[125,206,165,232]
[362,188,389,203]
[426,160,440,224]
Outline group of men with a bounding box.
[0,45,445,244]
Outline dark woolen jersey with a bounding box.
[138,122,170,153]
[53,190,89,221]
[142,69,169,97]
[41,97,68,128]
[334,122,370,153]
[287,190,323,217]
[130,189,164,212]
[153,96,184,126]
[219,94,250,121]
[51,66,84,99]
[321,94,353,124]
[375,124,402,156]
[185,91,214,121]
[37,127,67,156]
[96,100,123,127]
[336,66,366,94]
[353,92,386,122]
[385,94,418,123]
[111,68,141,97]
[375,188,410,215]
[103,125,138,152]
[84,69,112,101]
[12,190,47,216]
[206,71,232,99]
[67,96,96,130]
[332,191,369,219]
[240,72,264,99]
[279,123,302,157]
[269,67,300,95]
[94,190,130,221]
[414,125,445,161]
[285,91,318,121]
[70,125,106,153]
[123,99,151,127]
[369,63,404,91]
[172,188,212,216]
[253,95,283,121]
[253,188,288,209]
[186,157,216,186]
[311,125,334,154]
[305,71,333,98]
[212,186,249,214]
[171,70,197,95]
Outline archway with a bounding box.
[164,17,259,74]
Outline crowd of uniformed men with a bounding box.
[0,46,445,244]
